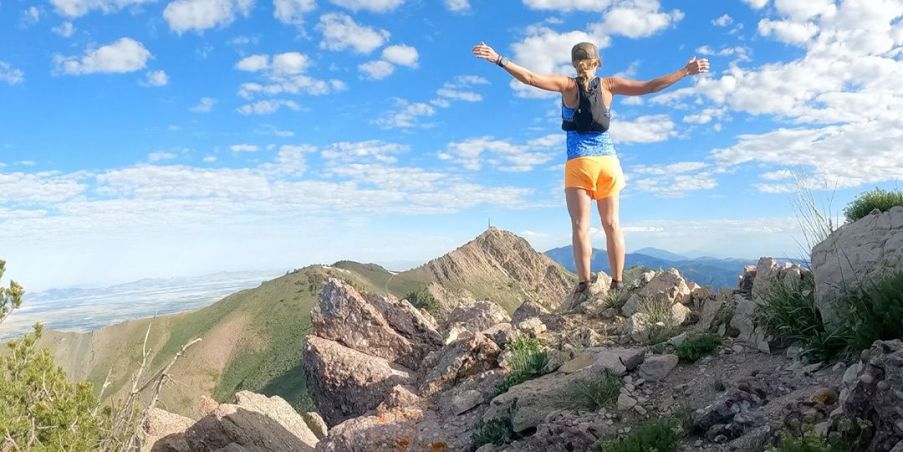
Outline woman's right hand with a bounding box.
[685,57,710,75]
[472,42,500,63]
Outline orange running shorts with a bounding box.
[564,155,626,199]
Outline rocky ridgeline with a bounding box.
[141,209,903,451]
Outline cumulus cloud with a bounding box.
[329,0,403,13]
[598,0,683,38]
[359,60,395,80]
[237,99,301,115]
[609,114,676,143]
[321,140,409,164]
[148,152,178,162]
[52,21,76,37]
[438,134,563,172]
[50,0,156,17]
[445,0,469,11]
[758,19,818,46]
[54,38,150,75]
[273,0,315,24]
[230,144,260,152]
[629,161,717,197]
[0,62,25,85]
[742,0,768,8]
[373,99,436,128]
[163,0,254,33]
[191,97,217,112]
[381,44,419,67]
[235,51,345,99]
[712,14,733,27]
[143,70,169,86]
[522,0,612,11]
[317,13,389,54]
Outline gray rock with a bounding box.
[812,206,903,327]
[637,268,691,305]
[842,340,903,451]
[182,392,319,452]
[481,323,519,348]
[420,332,501,396]
[452,389,484,415]
[515,316,547,337]
[483,370,596,433]
[638,354,679,382]
[303,336,414,426]
[511,300,550,324]
[446,300,512,334]
[616,393,637,411]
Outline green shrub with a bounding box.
[756,281,823,346]
[404,288,440,315]
[675,333,721,363]
[843,187,903,223]
[472,419,514,447]
[574,370,622,410]
[766,428,850,452]
[603,288,631,311]
[838,270,903,354]
[496,337,550,394]
[597,417,682,452]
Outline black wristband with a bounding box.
[497,56,509,68]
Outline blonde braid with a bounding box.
[575,58,599,94]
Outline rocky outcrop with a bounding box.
[303,335,415,426]
[812,206,903,327]
[144,392,323,452]
[446,300,511,334]
[839,340,903,451]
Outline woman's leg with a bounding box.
[597,192,625,283]
[566,187,593,283]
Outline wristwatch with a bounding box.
[497,56,510,68]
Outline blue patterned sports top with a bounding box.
[562,101,616,160]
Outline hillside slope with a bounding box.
[400,227,575,312]
[39,228,574,419]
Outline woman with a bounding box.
[472,41,708,303]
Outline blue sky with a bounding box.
[1,0,901,290]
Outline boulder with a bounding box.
[483,369,600,433]
[730,296,771,353]
[143,408,193,452]
[312,279,427,369]
[493,410,614,452]
[366,292,443,348]
[480,323,519,348]
[303,336,414,426]
[637,268,691,305]
[446,300,512,334]
[511,300,551,324]
[182,392,319,452]
[692,291,735,333]
[812,206,903,327]
[419,332,501,396]
[841,340,903,451]
[451,389,484,415]
[514,317,547,338]
[638,354,678,382]
[301,413,327,441]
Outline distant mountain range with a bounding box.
[544,246,807,288]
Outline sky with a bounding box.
[0,0,901,291]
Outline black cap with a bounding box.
[571,42,599,63]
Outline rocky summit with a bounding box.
[139,226,903,452]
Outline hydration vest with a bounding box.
[562,77,611,133]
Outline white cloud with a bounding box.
[445,0,469,11]
[237,52,309,74]
[609,114,675,143]
[742,0,768,9]
[52,21,76,37]
[148,152,178,162]
[712,14,733,27]
[230,144,260,152]
[163,0,254,33]
[317,13,390,54]
[143,70,169,87]
[681,107,726,124]
[237,99,301,115]
[0,62,25,86]
[773,0,835,22]
[359,60,395,80]
[631,161,708,175]
[373,99,436,128]
[321,140,408,164]
[436,84,482,102]
[54,38,150,75]
[381,44,418,67]
[598,0,684,38]
[236,54,270,71]
[522,0,611,11]
[758,19,818,46]
[329,0,403,13]
[22,6,44,25]
[235,52,344,99]
[695,45,751,62]
[438,134,562,172]
[191,97,217,112]
[273,0,315,24]
[509,26,609,98]
[50,0,156,17]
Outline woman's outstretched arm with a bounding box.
[472,42,571,93]
[607,57,709,96]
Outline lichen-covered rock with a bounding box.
[303,336,414,426]
[312,279,428,369]
[182,392,319,452]
[638,354,678,382]
[841,340,903,451]
[446,300,512,334]
[812,206,903,327]
[419,332,501,396]
[483,369,596,433]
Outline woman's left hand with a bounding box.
[472,42,500,63]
